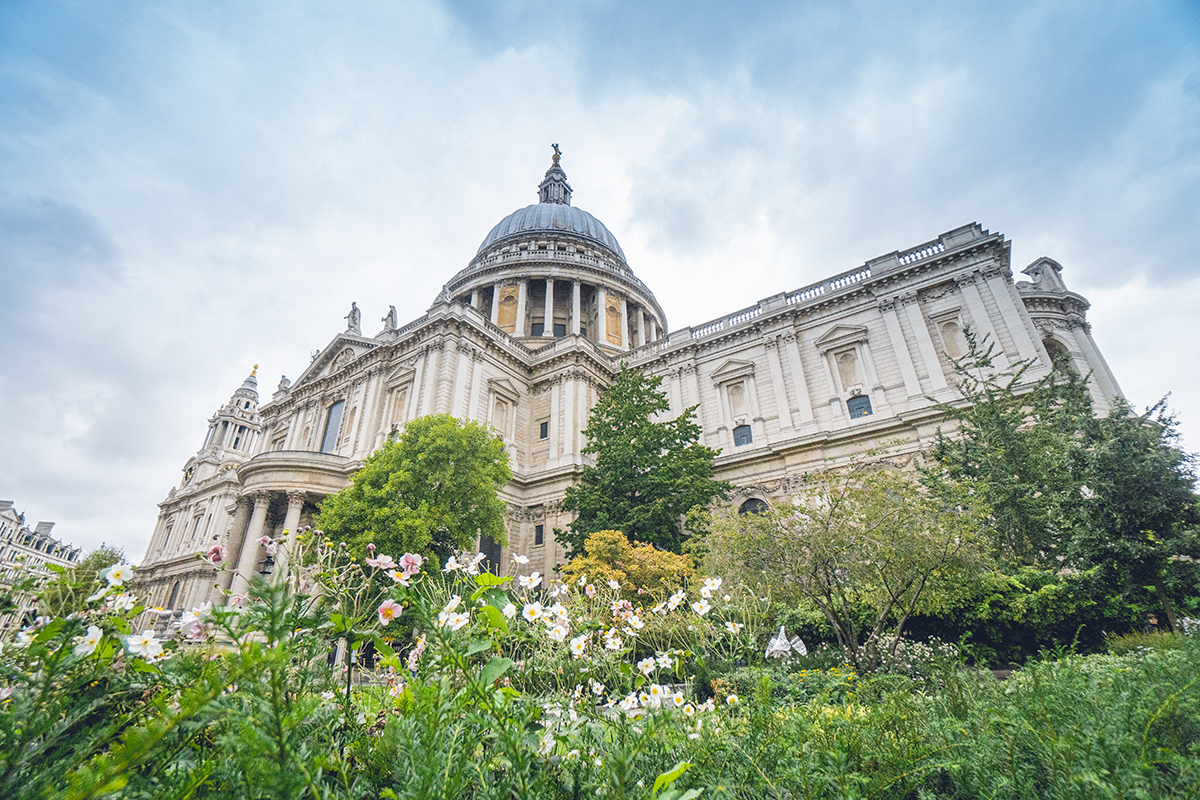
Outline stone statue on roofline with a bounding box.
[382,305,397,331]
[345,302,361,335]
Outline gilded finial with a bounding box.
[551,143,561,166]
[251,364,258,377]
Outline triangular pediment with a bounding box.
[487,377,521,403]
[385,363,416,387]
[815,324,869,352]
[294,333,378,387]
[710,359,756,384]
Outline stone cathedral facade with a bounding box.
[134,151,1123,612]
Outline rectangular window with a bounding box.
[534,524,544,546]
[847,395,873,419]
[530,322,545,336]
[320,401,345,453]
[553,323,566,337]
[539,420,549,439]
[733,424,753,447]
[579,324,587,337]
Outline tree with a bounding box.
[315,414,511,564]
[928,330,1096,564]
[559,530,695,597]
[1068,399,1200,632]
[701,468,992,672]
[561,369,729,555]
[35,545,124,617]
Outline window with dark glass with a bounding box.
[320,401,345,453]
[847,395,873,419]
[733,424,753,446]
[539,421,549,439]
[531,322,545,336]
[553,323,566,337]
[479,534,502,572]
[534,524,545,545]
[738,498,769,515]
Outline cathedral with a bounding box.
[134,148,1123,612]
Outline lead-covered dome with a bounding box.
[476,202,627,262]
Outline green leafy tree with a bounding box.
[314,414,510,563]
[561,369,729,555]
[928,330,1095,564]
[1067,399,1199,632]
[35,545,124,618]
[701,468,992,672]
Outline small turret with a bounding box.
[196,366,263,465]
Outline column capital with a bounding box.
[285,489,307,506]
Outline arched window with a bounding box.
[738,498,769,515]
[1043,338,1074,372]
[847,395,873,419]
[940,320,963,360]
[167,580,181,609]
[732,424,753,446]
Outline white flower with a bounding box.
[111,593,137,612]
[465,552,487,575]
[577,574,587,586]
[672,692,685,707]
[445,612,470,632]
[512,554,530,565]
[691,599,711,616]
[126,630,164,660]
[86,587,110,603]
[518,571,542,590]
[104,564,134,587]
[666,590,686,611]
[648,684,665,705]
[619,693,639,711]
[603,628,623,651]
[723,594,731,602]
[606,579,620,590]
[442,555,462,572]
[569,634,588,658]
[702,576,723,594]
[726,693,739,705]
[436,595,463,628]
[656,654,674,670]
[73,625,103,656]
[522,602,544,622]
[683,703,696,716]
[725,620,745,635]
[637,656,657,676]
[626,613,644,630]
[320,691,336,701]
[501,602,517,618]
[547,624,568,643]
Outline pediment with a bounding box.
[815,324,869,352]
[487,377,521,403]
[385,364,416,387]
[294,333,378,387]
[710,359,756,384]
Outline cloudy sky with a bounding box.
[2,0,1198,562]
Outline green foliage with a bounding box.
[315,414,511,562]
[36,545,124,618]
[928,329,1097,564]
[701,467,992,672]
[562,369,729,555]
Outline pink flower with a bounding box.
[399,553,424,576]
[366,554,398,570]
[258,535,273,546]
[206,544,227,564]
[406,635,426,671]
[585,584,597,599]
[377,598,402,626]
[367,543,377,552]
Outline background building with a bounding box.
[135,151,1123,611]
[0,501,82,629]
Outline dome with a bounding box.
[476,203,627,262]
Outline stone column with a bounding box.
[783,333,816,425]
[956,274,1009,369]
[515,279,528,337]
[596,286,608,344]
[543,278,555,336]
[274,490,306,586]
[470,288,479,309]
[879,299,924,404]
[571,281,582,336]
[229,491,270,599]
[902,295,950,394]
[984,271,1041,364]
[637,309,646,347]
[619,297,629,350]
[490,284,501,325]
[765,336,794,431]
